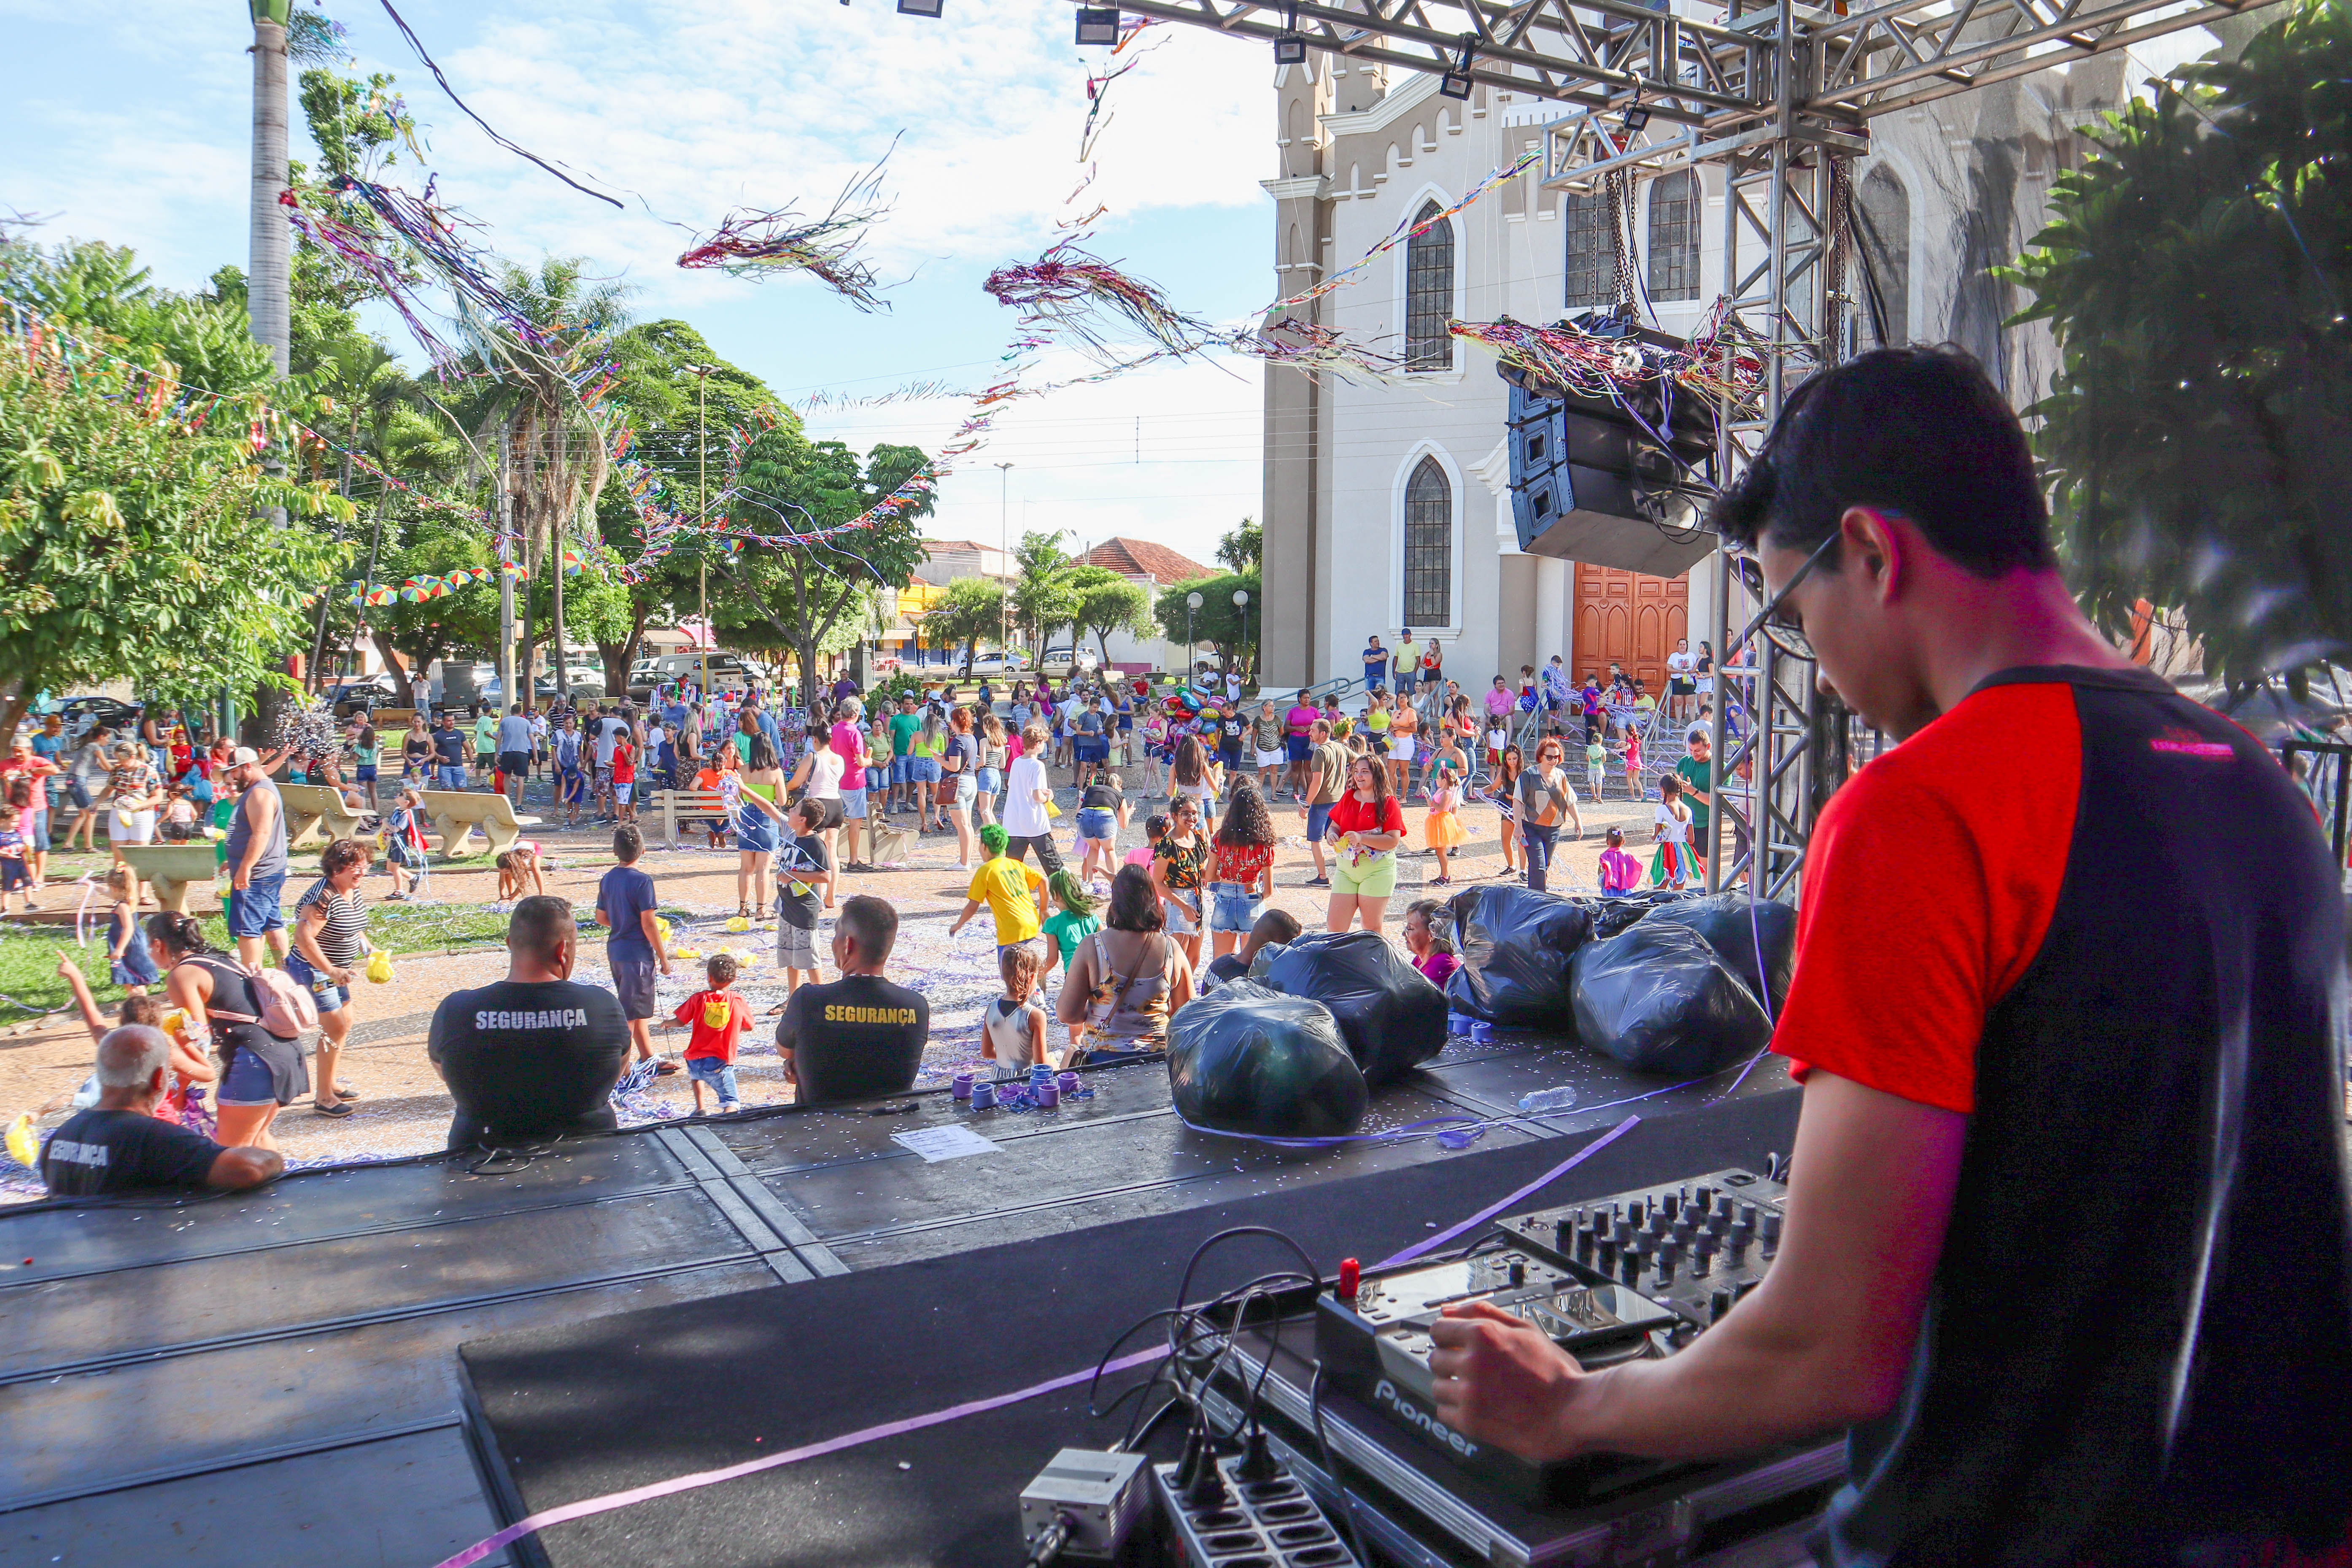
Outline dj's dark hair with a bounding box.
[1708,345,2054,578]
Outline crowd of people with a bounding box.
[22,640,1742,1201]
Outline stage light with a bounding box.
[1273,30,1307,64]
[1075,6,1121,44]
[895,0,944,15]
[1623,105,1651,132]
[1439,32,1476,100]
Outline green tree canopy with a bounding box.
[1151,571,1262,676]
[0,274,350,737]
[1216,517,1262,574]
[2007,0,2352,689]
[1066,565,1152,663]
[922,575,1009,675]
[1010,529,1079,651]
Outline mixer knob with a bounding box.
[1654,1253,1676,1286]
[1693,1185,1714,1211]
[1725,1236,1749,1267]
[1715,1193,1736,1219]
[1596,1237,1618,1269]
[1709,1289,1732,1322]
[1690,1245,1713,1278]
[1760,1211,1784,1244]
[1659,1191,1680,1220]
[1618,1249,1642,1285]
[1553,1217,1575,1252]
[1508,1260,1526,1287]
[1575,1224,1597,1262]
[1672,1217,1697,1244]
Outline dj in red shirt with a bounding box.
[1430,348,2352,1567]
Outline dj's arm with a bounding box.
[1431,1069,1965,1460]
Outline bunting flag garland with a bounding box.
[674,148,895,312]
[297,561,541,610]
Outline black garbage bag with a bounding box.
[1591,891,1680,939]
[1569,921,1772,1076]
[1635,892,1797,1012]
[1257,931,1449,1084]
[1246,941,1290,981]
[1443,885,1597,1025]
[1168,981,1368,1138]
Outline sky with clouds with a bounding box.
[0,0,1288,570]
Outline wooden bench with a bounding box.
[416,789,542,859]
[276,783,368,850]
[116,845,222,915]
[653,789,731,849]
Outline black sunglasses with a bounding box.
[1727,531,1840,663]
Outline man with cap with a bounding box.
[224,745,291,968]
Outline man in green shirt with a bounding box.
[1673,732,1713,874]
[472,710,499,786]
[886,696,923,815]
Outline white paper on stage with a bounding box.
[891,1125,1004,1163]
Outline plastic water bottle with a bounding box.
[1517,1085,1578,1115]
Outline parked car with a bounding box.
[1041,646,1101,673]
[324,675,401,717]
[627,652,772,703]
[49,696,142,746]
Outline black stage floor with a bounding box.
[0,1034,1792,1565]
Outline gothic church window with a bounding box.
[1405,200,1454,370]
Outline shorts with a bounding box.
[227,871,286,937]
[685,1055,740,1106]
[0,860,25,892]
[356,764,378,783]
[437,765,467,791]
[911,756,941,784]
[1330,849,1398,899]
[109,808,157,845]
[951,773,977,809]
[736,810,777,855]
[286,950,346,1013]
[891,756,915,785]
[1368,734,1389,756]
[1076,808,1117,843]
[1208,881,1262,934]
[866,766,888,793]
[611,955,658,1020]
[776,920,818,969]
[1285,735,1311,763]
[1163,895,1200,936]
[475,748,494,767]
[841,787,869,820]
[1305,802,1334,842]
[1670,677,1694,695]
[977,767,1002,796]
[20,811,43,852]
[498,750,529,778]
[1254,748,1285,769]
[1389,737,1417,764]
[217,1043,287,1107]
[1076,737,1109,763]
[613,782,635,804]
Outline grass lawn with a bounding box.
[0,901,523,1019]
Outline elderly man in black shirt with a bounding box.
[42,1026,283,1196]
[775,895,928,1107]
[429,895,631,1150]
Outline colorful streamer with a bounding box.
[674,149,894,312]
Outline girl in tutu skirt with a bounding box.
[1651,772,1696,889]
[1423,761,1467,885]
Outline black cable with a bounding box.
[1308,1360,1376,1568]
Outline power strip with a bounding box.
[1152,1449,1360,1568]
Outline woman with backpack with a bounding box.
[154,910,310,1150]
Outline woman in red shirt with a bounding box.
[1206,782,1277,960]
[1324,754,1405,934]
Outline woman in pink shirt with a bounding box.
[1283,692,1321,800]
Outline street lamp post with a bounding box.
[995,462,1014,665]
[1186,591,1204,685]
[1233,588,1250,688]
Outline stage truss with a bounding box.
[1105,0,2252,896]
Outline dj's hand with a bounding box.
[1426,1300,1591,1462]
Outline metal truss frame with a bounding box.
[1095,0,2244,895]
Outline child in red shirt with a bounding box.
[610,739,638,824]
[670,953,751,1112]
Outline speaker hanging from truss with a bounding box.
[1504,311,1720,578]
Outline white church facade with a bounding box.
[1254,27,2231,694]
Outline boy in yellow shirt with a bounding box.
[948,823,1049,958]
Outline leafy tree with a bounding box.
[1010,529,1079,652]
[718,430,933,699]
[1066,565,1152,665]
[1216,517,1262,574]
[1151,571,1262,675]
[923,575,1009,675]
[2007,0,2352,689]
[0,308,348,739]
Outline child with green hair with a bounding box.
[1039,870,1101,976]
[951,821,1049,958]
